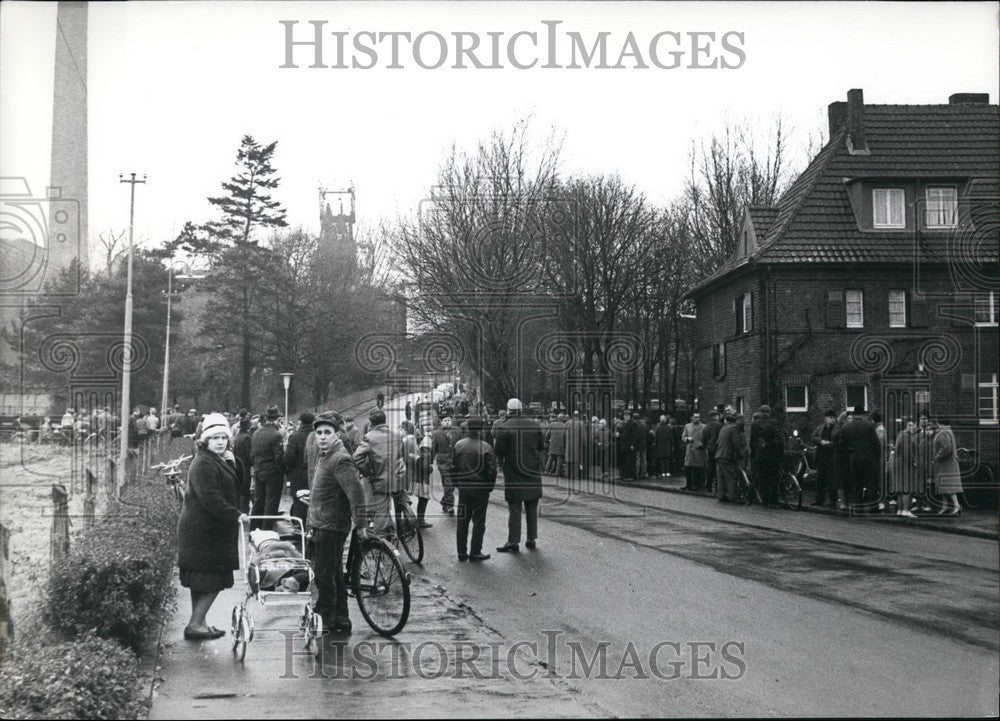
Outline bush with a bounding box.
[0,633,141,719]
[45,482,179,651]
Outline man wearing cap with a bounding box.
[309,412,369,634]
[545,414,566,477]
[353,408,406,533]
[284,412,315,525]
[431,416,457,514]
[494,398,545,553]
[811,410,839,508]
[250,405,287,530]
[452,417,498,561]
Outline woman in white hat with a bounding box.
[176,412,249,640]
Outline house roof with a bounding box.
[687,99,999,298]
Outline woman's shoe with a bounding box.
[947,507,962,516]
[899,510,917,519]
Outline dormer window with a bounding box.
[873,189,905,228]
[926,186,957,228]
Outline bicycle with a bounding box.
[392,496,424,565]
[298,491,411,638]
[735,464,763,506]
[151,454,193,504]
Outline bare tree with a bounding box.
[95,229,127,278]
[682,116,792,276]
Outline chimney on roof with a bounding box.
[949,93,990,105]
[828,100,848,136]
[846,88,868,154]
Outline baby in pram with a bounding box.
[248,529,311,592]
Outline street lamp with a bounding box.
[160,262,205,420]
[118,172,145,491]
[279,373,293,430]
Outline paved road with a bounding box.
[150,396,999,718]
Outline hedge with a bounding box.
[0,633,142,719]
[44,482,180,652]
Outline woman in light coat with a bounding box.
[931,417,963,515]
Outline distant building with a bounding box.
[686,89,998,462]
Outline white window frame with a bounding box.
[846,289,864,328]
[784,385,809,412]
[888,289,907,328]
[926,186,958,228]
[873,188,905,229]
[974,291,998,327]
[845,385,868,412]
[741,294,752,333]
[980,373,999,425]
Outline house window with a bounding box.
[785,385,808,412]
[712,342,727,379]
[888,290,907,328]
[975,291,998,326]
[846,289,864,328]
[980,373,999,425]
[846,384,868,412]
[873,189,905,228]
[735,397,744,416]
[926,187,958,228]
[742,293,753,333]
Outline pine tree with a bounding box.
[201,135,288,408]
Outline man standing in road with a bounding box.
[811,410,839,508]
[565,410,587,483]
[431,416,457,515]
[635,413,650,480]
[251,405,286,530]
[682,412,707,491]
[495,398,544,553]
[309,412,369,635]
[452,417,497,562]
[284,412,314,526]
[545,413,566,477]
[653,416,675,477]
[233,417,253,513]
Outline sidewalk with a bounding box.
[610,471,999,541]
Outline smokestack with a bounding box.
[949,93,990,105]
[846,88,868,154]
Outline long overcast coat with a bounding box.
[177,448,243,572]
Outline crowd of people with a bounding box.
[170,391,968,640]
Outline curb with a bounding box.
[619,477,999,541]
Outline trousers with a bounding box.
[251,470,284,530]
[311,528,350,628]
[456,489,490,556]
[717,459,739,500]
[506,498,539,544]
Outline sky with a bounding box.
[1,1,998,261]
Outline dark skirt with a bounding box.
[179,567,234,593]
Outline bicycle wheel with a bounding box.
[780,472,803,510]
[397,503,424,564]
[352,538,410,637]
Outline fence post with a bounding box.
[0,523,12,662]
[50,483,71,572]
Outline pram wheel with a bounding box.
[232,607,250,662]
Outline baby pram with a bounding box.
[232,515,322,661]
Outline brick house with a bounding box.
[686,89,998,464]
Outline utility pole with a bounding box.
[118,172,145,493]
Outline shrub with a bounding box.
[0,633,141,719]
[45,481,179,651]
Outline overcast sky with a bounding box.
[1,1,997,259]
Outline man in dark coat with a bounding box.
[232,418,253,512]
[251,405,286,530]
[283,412,314,526]
[431,416,457,514]
[810,410,839,508]
[749,405,784,507]
[635,414,650,479]
[452,418,498,562]
[619,413,640,482]
[701,410,723,494]
[653,416,675,477]
[836,405,881,508]
[494,398,544,553]
[309,412,369,634]
[715,412,741,502]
